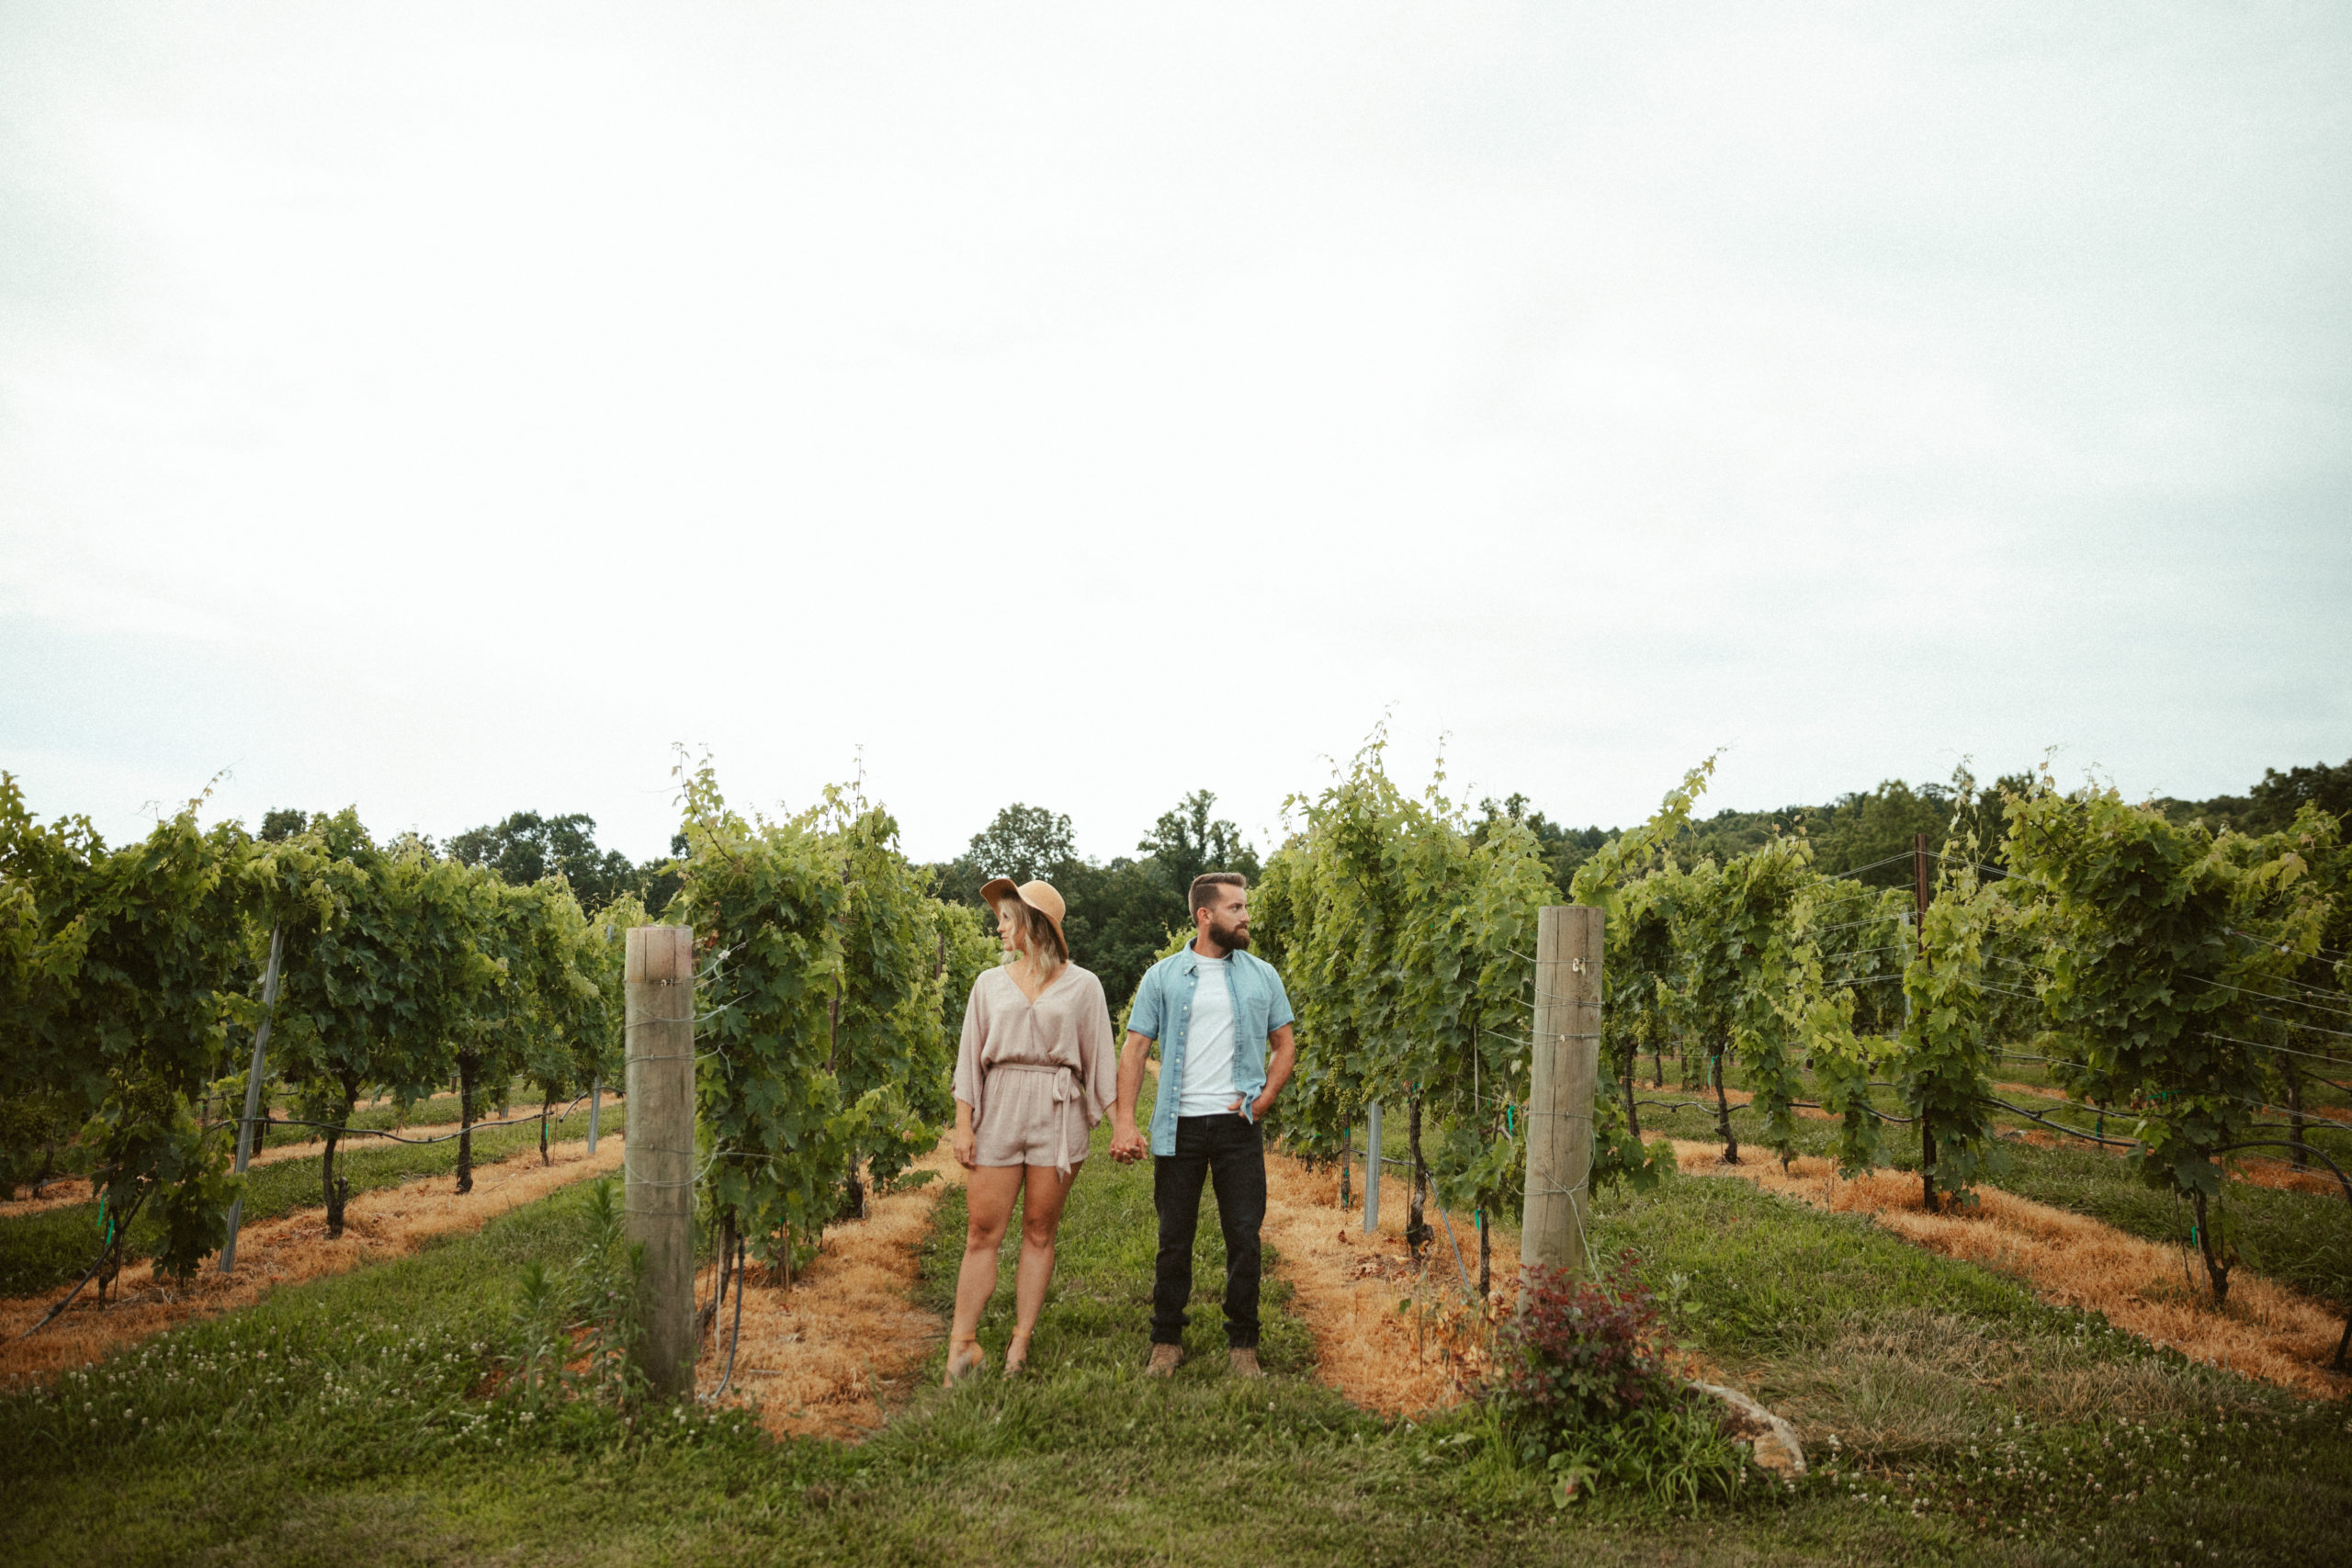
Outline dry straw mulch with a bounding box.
[1668,1138,2352,1402]
[695,1147,961,1442]
[0,1136,625,1384]
[1260,1152,1508,1417]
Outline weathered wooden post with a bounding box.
[1521,904,1601,1287]
[626,925,696,1399]
[586,1075,601,1155]
[1363,1103,1383,1235]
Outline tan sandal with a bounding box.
[944,1338,987,1386]
[1003,1331,1033,1377]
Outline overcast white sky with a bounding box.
[3,2,2346,866]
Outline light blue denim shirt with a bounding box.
[1126,944,1295,1156]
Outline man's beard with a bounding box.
[1207,917,1250,952]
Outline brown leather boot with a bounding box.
[1145,1343,1183,1377]
[1227,1348,1263,1378]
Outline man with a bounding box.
[1110,872,1296,1377]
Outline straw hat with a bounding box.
[979,877,1067,940]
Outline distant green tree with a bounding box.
[1058,856,1180,1018]
[638,833,687,918]
[944,803,1080,894]
[1138,789,1261,897]
[925,792,1259,1015]
[447,811,640,911]
[2157,759,2352,837]
[2245,761,2352,831]
[257,809,308,843]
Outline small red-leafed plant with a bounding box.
[1486,1256,1678,1436]
[1481,1254,1747,1511]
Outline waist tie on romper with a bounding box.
[986,1062,1084,1179]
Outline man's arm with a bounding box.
[1247,1023,1295,1121]
[1110,1031,1153,1162]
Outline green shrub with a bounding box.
[496,1179,646,1415]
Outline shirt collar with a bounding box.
[1178,942,1240,973]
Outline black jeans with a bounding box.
[1151,1113,1266,1350]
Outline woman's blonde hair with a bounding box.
[1001,896,1069,977]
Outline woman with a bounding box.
[944,876,1115,1382]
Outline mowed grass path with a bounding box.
[6,1117,2350,1566]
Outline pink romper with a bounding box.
[955,964,1117,1176]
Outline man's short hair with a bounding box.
[1189,872,1248,915]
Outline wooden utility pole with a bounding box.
[1913,832,1938,1213]
[219,924,283,1274]
[1521,904,1602,1286]
[626,925,697,1399]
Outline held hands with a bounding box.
[1109,1088,1273,1163]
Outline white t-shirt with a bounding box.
[1177,954,1241,1117]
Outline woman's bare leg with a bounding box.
[1006,1162,1078,1368]
[948,1165,1024,1381]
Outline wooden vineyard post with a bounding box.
[219,924,284,1274]
[1363,1104,1382,1235]
[627,925,697,1399]
[1521,904,1601,1288]
[587,1076,601,1156]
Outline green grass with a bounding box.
[7,1117,2351,1566]
[0,1101,626,1295]
[909,1145,1317,1380]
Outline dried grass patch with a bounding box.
[1668,1138,2352,1402]
[1992,1117,2346,1199]
[0,1179,101,1219]
[695,1147,960,1443]
[1260,1151,1513,1417]
[2211,1152,2346,1199]
[0,1136,625,1382]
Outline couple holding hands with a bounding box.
[944,872,1296,1382]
